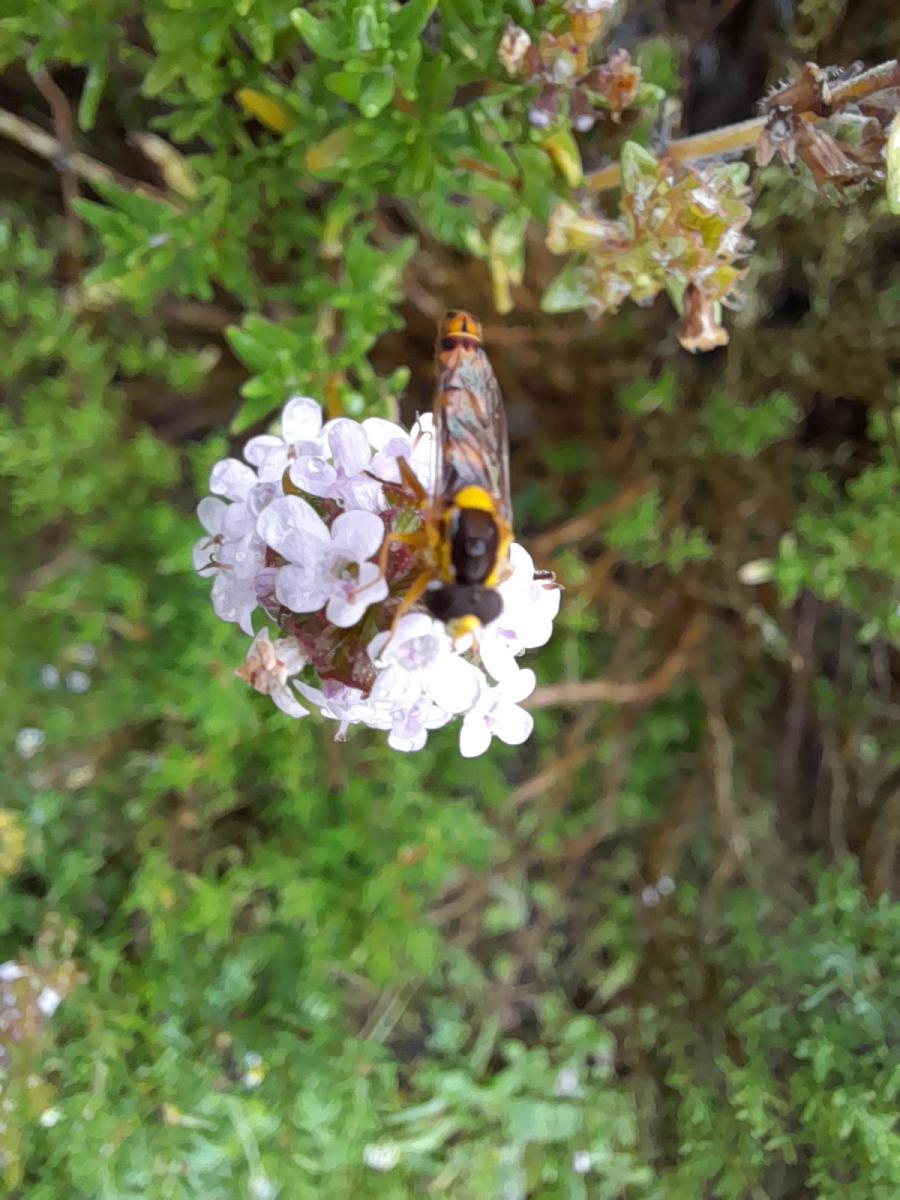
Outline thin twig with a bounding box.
[530,479,655,559]
[527,612,704,709]
[0,108,175,205]
[585,58,900,193]
[31,69,82,260]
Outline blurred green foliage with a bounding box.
[1,2,899,1197]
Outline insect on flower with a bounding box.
[373,310,515,641]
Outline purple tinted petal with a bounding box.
[362,417,409,450]
[197,496,227,535]
[330,511,385,563]
[328,419,371,477]
[275,563,329,613]
[459,713,493,758]
[257,495,329,563]
[288,455,337,498]
[281,396,323,443]
[493,703,533,746]
[243,434,282,468]
[271,682,309,719]
[209,458,256,501]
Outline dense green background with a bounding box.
[1,2,899,1196]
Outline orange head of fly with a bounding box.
[438,309,484,350]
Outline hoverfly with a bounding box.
[375,309,514,640]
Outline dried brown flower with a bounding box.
[677,282,730,354]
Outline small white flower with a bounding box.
[39,1107,62,1128]
[244,395,324,482]
[369,614,484,716]
[235,630,308,719]
[387,696,453,753]
[459,667,535,758]
[210,533,267,636]
[479,544,561,681]
[16,728,44,760]
[572,1150,592,1175]
[288,418,381,511]
[553,1067,579,1097]
[194,461,275,635]
[36,986,62,1017]
[295,680,393,740]
[258,496,388,627]
[65,670,91,694]
[0,962,23,982]
[71,645,97,667]
[363,1142,401,1172]
[39,665,60,689]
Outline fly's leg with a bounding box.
[389,570,433,625]
[364,455,429,507]
[353,527,429,599]
[372,569,435,657]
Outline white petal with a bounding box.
[243,434,283,468]
[459,714,493,758]
[478,629,521,682]
[362,417,409,451]
[210,458,257,502]
[493,703,534,746]
[430,657,484,714]
[294,679,328,710]
[271,682,309,719]
[257,495,329,562]
[370,663,422,708]
[222,502,255,541]
[281,395,323,443]
[288,454,336,498]
[234,577,259,636]
[505,541,536,583]
[388,727,428,752]
[247,482,279,518]
[226,532,265,578]
[326,568,388,628]
[330,511,385,563]
[368,612,437,666]
[327,419,371,477]
[272,637,307,674]
[255,446,290,483]
[197,496,227,535]
[275,564,329,613]
[211,571,237,623]
[507,667,537,704]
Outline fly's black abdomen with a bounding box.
[450,508,499,584]
[424,584,503,626]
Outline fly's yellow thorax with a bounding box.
[430,486,511,587]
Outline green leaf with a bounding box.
[887,112,900,215]
[541,260,593,313]
[290,8,345,60]
[358,69,394,118]
[619,140,659,194]
[77,61,107,131]
[389,0,437,45]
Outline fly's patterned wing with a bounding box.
[431,334,512,527]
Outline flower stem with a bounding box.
[585,57,900,194]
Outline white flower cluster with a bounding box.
[194,396,560,756]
